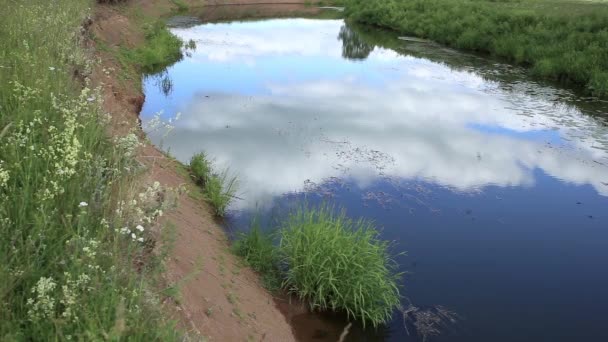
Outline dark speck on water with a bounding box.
[142,13,608,342]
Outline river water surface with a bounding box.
[142,11,608,342]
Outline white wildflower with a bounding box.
[137,237,144,242]
[78,201,88,208]
[136,225,144,232]
[0,161,9,188]
[131,233,136,240]
[27,277,57,320]
[119,227,130,235]
[116,133,141,158]
[49,66,55,71]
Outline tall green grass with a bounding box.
[345,0,608,97]
[232,222,282,291]
[189,152,239,217]
[0,0,178,339]
[190,152,212,185]
[204,170,239,217]
[233,206,402,327]
[280,206,401,327]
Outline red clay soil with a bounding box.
[90,0,333,340]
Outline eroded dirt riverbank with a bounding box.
[90,1,335,340]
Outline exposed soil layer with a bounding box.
[89,1,333,340]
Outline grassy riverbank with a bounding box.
[0,0,179,339]
[344,0,608,97]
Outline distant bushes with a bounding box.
[344,0,608,97]
[234,205,402,327]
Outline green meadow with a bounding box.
[345,0,608,97]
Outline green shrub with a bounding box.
[189,152,212,185]
[204,170,238,217]
[278,206,402,327]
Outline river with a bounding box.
[141,9,608,342]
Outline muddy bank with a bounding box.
[89,0,332,340]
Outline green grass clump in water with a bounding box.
[233,206,402,327]
[279,206,401,327]
[344,0,608,97]
[0,0,179,340]
[190,152,212,185]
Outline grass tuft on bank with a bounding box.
[233,205,402,328]
[122,21,183,74]
[190,152,212,185]
[232,222,282,291]
[189,152,239,217]
[344,0,608,97]
[0,0,178,340]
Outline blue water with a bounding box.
[142,16,608,342]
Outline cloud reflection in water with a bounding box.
[142,19,608,210]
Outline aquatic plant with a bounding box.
[233,205,402,326]
[344,0,608,97]
[401,304,459,342]
[279,206,402,327]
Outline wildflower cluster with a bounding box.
[116,132,142,159]
[0,160,9,188]
[143,111,181,139]
[115,181,179,244]
[27,277,57,321]
[1,0,180,339]
[4,85,101,203]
